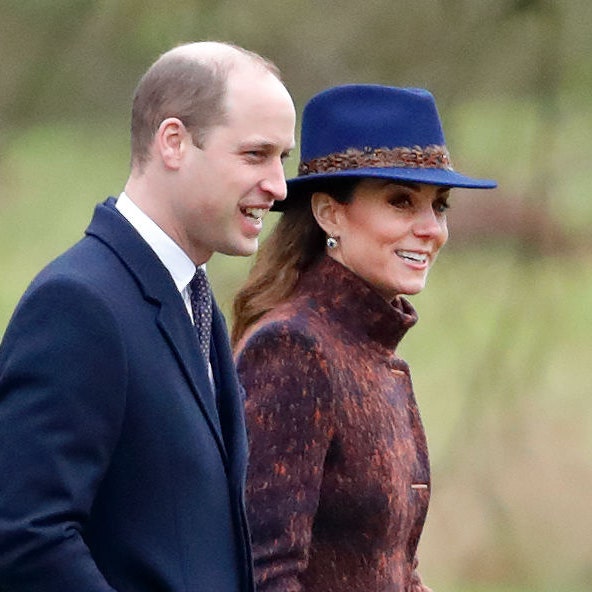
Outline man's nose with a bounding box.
[259,159,288,201]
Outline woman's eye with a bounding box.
[389,195,412,208]
[434,200,450,214]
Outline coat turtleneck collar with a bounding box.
[294,255,418,350]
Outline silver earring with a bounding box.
[326,235,338,249]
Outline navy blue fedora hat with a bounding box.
[279,84,496,210]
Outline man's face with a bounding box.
[171,68,296,264]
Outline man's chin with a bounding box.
[223,239,259,258]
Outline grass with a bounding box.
[1,120,591,592]
[0,120,129,326]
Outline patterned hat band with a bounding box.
[298,145,453,176]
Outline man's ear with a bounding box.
[155,117,189,170]
[311,191,342,236]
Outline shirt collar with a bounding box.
[115,192,196,293]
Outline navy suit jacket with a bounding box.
[0,199,254,592]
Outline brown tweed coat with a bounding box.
[235,255,433,592]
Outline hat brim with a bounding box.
[274,167,497,211]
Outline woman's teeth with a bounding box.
[396,250,427,263]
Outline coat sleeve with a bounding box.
[236,326,334,592]
[0,276,127,591]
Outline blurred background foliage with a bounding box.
[1,1,591,591]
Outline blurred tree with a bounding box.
[1,2,591,589]
[2,0,592,127]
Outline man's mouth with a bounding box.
[242,207,267,223]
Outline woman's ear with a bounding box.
[311,192,342,236]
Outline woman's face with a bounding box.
[328,178,450,301]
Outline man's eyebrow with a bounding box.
[248,138,286,149]
[238,140,296,154]
[238,140,273,150]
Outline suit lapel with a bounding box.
[155,300,225,447]
[85,199,228,465]
[210,303,248,483]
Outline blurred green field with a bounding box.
[1,120,590,592]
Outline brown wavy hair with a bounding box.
[231,177,359,345]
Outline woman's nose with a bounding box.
[413,206,447,240]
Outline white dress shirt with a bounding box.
[115,193,215,384]
[115,192,201,320]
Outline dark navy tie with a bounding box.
[189,267,212,362]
